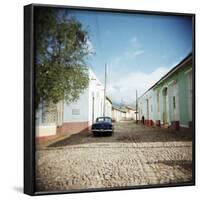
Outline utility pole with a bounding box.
[136,90,138,123]
[103,63,107,117]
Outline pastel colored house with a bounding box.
[121,106,136,121]
[138,90,155,126]
[105,96,112,118]
[36,69,112,141]
[112,106,126,122]
[138,53,193,130]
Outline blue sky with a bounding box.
[70,10,192,105]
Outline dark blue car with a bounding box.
[91,117,113,136]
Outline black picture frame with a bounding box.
[24,3,195,196]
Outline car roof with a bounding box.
[97,116,111,119]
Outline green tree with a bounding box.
[34,7,90,109]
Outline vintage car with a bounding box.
[91,117,113,136]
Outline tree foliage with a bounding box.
[34,7,90,109]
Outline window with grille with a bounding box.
[72,109,80,115]
[42,102,57,124]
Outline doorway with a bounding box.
[162,87,168,124]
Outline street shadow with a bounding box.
[147,160,193,171]
[116,130,192,143]
[48,127,90,147]
[48,122,192,148]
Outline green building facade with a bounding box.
[138,53,193,129]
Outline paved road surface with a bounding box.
[36,121,193,192]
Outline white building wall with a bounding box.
[62,69,105,126]
[130,110,136,120]
[63,88,89,123]
[122,112,126,120]
[105,99,112,118]
[125,108,136,120]
[35,68,106,137]
[138,90,156,122]
[35,125,57,137]
[112,109,118,121]
[138,96,147,120]
[88,69,104,125]
[112,108,126,122]
[35,103,58,137]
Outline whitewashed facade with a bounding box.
[36,69,112,140]
[112,106,126,122]
[105,97,112,118]
[138,90,155,123]
[122,106,136,120]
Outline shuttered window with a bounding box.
[72,109,80,115]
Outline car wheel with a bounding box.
[93,132,97,137]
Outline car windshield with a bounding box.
[96,117,112,123]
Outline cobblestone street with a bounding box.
[36,121,193,192]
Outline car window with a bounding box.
[97,118,104,122]
[105,118,111,122]
[96,117,111,123]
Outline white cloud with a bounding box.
[130,36,143,48]
[125,49,145,58]
[130,36,137,44]
[107,67,170,104]
[133,50,145,56]
[109,56,121,67]
[124,36,144,59]
[105,35,170,104]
